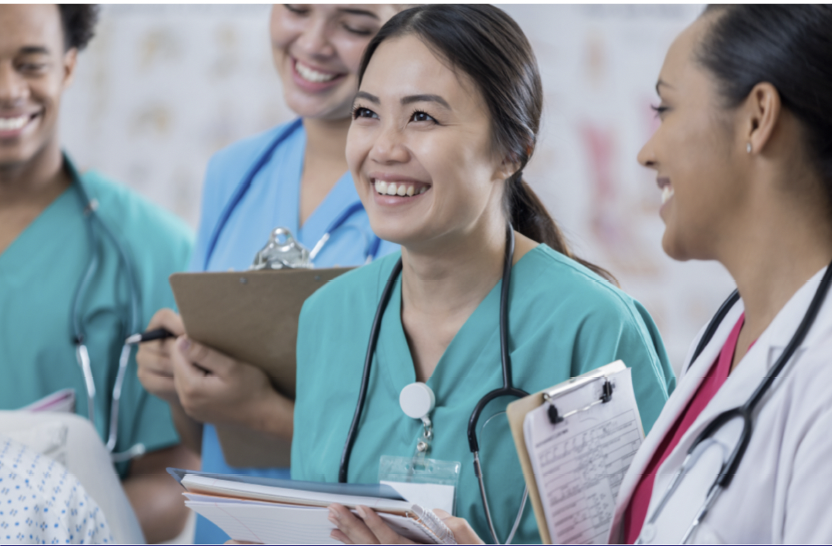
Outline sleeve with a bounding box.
[571,297,675,435]
[783,402,832,543]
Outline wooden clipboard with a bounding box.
[169,267,352,468]
[506,360,626,544]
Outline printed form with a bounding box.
[523,367,643,544]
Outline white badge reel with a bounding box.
[380,382,459,515]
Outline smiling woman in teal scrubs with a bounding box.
[135,5,402,543]
[292,5,676,545]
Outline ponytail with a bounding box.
[506,173,618,285]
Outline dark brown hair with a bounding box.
[357,4,617,283]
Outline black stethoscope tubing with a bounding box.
[643,260,832,543]
[338,225,528,483]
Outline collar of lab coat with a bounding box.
[608,265,829,543]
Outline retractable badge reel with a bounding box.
[378,382,460,515]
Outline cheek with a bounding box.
[345,126,372,174]
[269,16,300,54]
[332,37,371,75]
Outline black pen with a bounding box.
[125,328,176,345]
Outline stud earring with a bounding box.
[746,143,752,154]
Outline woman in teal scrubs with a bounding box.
[293,5,676,544]
[135,5,401,543]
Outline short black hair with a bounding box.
[57,5,99,51]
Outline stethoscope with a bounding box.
[339,224,529,545]
[202,118,381,271]
[637,260,832,544]
[67,156,147,463]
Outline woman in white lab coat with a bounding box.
[609,5,832,543]
[330,4,832,545]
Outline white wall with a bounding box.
[60,4,735,374]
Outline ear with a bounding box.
[493,154,522,183]
[742,82,781,155]
[61,47,78,90]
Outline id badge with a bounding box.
[379,454,460,515]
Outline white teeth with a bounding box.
[0,116,28,131]
[661,185,674,205]
[373,179,430,197]
[295,61,337,83]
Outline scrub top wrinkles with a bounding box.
[293,245,676,544]
[0,161,193,478]
[191,120,398,543]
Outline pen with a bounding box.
[125,328,176,345]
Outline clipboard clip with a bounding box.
[543,376,615,425]
[250,227,313,270]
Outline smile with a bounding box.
[0,115,31,131]
[372,179,430,198]
[294,59,340,83]
[657,177,674,205]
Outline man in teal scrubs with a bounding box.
[0,5,197,543]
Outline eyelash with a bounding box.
[352,105,375,120]
[409,109,437,124]
[651,104,668,118]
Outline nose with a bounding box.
[368,122,410,165]
[637,136,657,169]
[295,15,336,60]
[0,62,28,106]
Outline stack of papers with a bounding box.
[169,469,456,544]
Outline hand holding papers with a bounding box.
[507,361,644,544]
[170,469,457,544]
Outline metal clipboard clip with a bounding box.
[542,360,624,425]
[250,227,314,270]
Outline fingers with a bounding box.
[146,308,186,336]
[432,510,485,545]
[357,505,416,544]
[328,504,379,545]
[175,336,235,377]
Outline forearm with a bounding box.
[246,390,294,441]
[171,403,204,455]
[123,444,199,543]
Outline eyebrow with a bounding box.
[338,8,379,19]
[19,46,50,55]
[354,92,452,110]
[655,79,673,95]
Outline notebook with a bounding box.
[169,469,457,544]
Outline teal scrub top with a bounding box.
[293,245,676,544]
[0,157,194,477]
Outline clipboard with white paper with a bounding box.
[507,361,644,544]
[169,267,352,468]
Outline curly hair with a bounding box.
[58,5,100,51]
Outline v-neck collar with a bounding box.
[266,123,363,252]
[376,247,543,405]
[0,184,75,274]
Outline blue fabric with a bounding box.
[191,120,398,543]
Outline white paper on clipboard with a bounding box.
[523,364,643,544]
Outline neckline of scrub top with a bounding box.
[266,123,364,255]
[376,244,545,404]
[0,184,74,274]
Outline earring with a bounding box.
[746,143,752,154]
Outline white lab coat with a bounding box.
[609,266,832,544]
